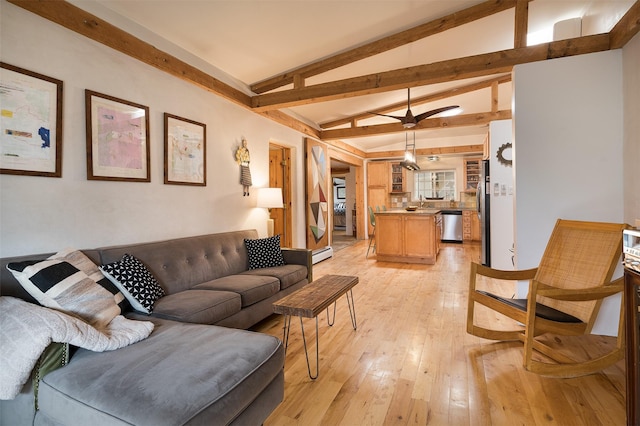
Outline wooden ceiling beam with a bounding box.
[250,0,518,94]
[7,0,251,109]
[252,33,610,111]
[366,144,484,159]
[609,0,640,49]
[319,74,511,130]
[7,0,322,142]
[321,110,512,140]
[514,0,531,49]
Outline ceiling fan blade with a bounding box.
[414,105,460,123]
[369,112,405,121]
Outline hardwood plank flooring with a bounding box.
[253,240,626,425]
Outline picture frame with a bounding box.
[337,186,346,199]
[164,113,206,186]
[85,90,150,182]
[0,62,63,177]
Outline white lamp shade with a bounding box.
[256,188,283,209]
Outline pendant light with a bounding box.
[400,132,420,171]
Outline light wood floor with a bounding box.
[254,240,627,425]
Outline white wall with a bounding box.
[0,2,309,256]
[489,119,514,270]
[512,50,624,335]
[623,32,640,226]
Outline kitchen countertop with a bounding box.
[375,208,441,215]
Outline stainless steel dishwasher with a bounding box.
[440,210,463,243]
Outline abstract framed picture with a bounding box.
[85,90,150,182]
[164,113,206,186]
[0,62,63,177]
[304,138,329,250]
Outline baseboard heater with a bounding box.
[312,246,333,264]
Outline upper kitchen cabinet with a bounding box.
[463,158,482,191]
[367,162,389,188]
[389,163,406,193]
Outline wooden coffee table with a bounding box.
[273,274,358,379]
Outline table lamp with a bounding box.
[256,187,283,237]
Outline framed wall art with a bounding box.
[164,113,206,186]
[85,90,150,182]
[0,62,63,177]
[304,138,329,249]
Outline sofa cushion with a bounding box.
[151,289,241,324]
[100,254,166,314]
[6,259,120,329]
[241,264,309,290]
[36,317,284,426]
[193,274,280,307]
[244,235,285,269]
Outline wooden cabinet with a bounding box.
[462,210,481,242]
[464,158,482,190]
[367,162,391,234]
[367,187,387,234]
[376,212,440,264]
[389,163,406,193]
[625,267,640,425]
[367,162,389,187]
[471,212,480,241]
[435,213,442,255]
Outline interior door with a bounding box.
[305,138,329,250]
[269,144,291,247]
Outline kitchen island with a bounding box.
[374,209,442,264]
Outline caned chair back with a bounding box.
[534,220,624,324]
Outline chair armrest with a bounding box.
[282,248,313,282]
[534,277,624,301]
[472,262,538,281]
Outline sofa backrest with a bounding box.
[96,230,259,294]
[0,230,259,299]
[0,249,101,303]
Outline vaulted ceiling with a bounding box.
[12,0,640,158]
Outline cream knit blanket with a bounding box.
[0,296,154,400]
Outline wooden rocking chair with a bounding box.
[466,219,629,377]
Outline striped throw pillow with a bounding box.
[6,259,121,329]
[48,249,129,312]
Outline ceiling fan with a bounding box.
[371,88,460,129]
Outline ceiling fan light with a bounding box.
[403,122,416,129]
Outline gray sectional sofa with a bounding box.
[0,229,312,425]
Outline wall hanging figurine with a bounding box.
[235,137,252,196]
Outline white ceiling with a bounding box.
[76,0,633,153]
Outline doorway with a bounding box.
[331,167,356,251]
[327,148,364,249]
[268,143,292,248]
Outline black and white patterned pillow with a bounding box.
[99,254,165,314]
[6,259,121,329]
[244,235,285,270]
